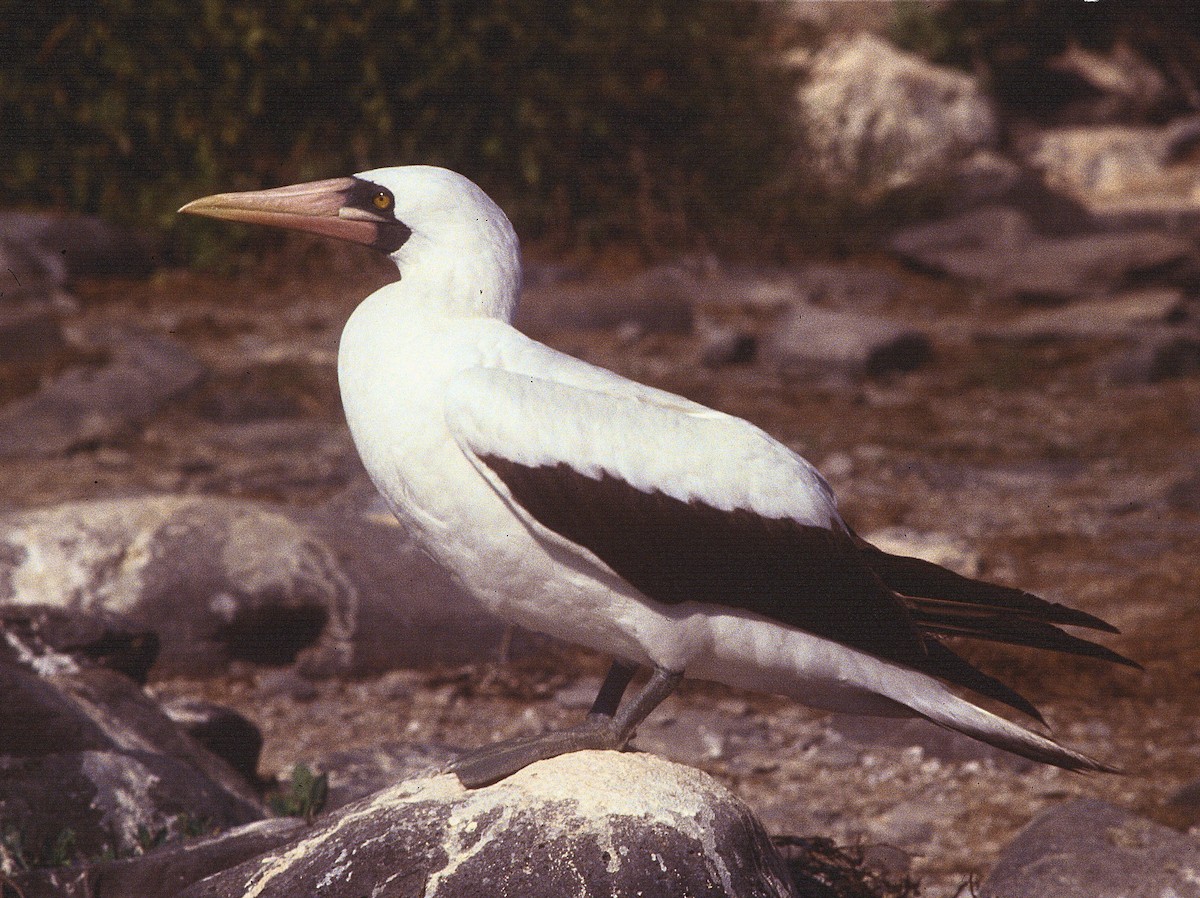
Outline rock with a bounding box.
[1028,126,1175,199]
[0,234,66,300]
[5,818,306,898]
[981,798,1200,898]
[762,303,931,378]
[1046,40,1170,123]
[0,496,351,674]
[178,751,800,898]
[1023,121,1200,226]
[797,34,996,199]
[1103,326,1200,384]
[314,743,459,811]
[0,604,160,684]
[982,289,1186,340]
[161,698,264,785]
[890,204,1193,302]
[0,304,65,365]
[699,322,757,368]
[0,211,154,281]
[0,629,263,864]
[0,327,205,458]
[517,265,697,336]
[791,263,906,309]
[0,494,512,676]
[255,667,320,702]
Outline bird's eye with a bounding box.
[373,192,392,210]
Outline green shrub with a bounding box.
[0,1,796,256]
[890,0,1200,122]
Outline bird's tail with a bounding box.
[898,675,1118,773]
[849,532,1134,772]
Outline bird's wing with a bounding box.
[444,365,935,667]
[444,363,1135,725]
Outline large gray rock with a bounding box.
[980,289,1186,340]
[0,494,511,675]
[0,303,65,365]
[162,697,264,786]
[1046,41,1170,123]
[0,211,154,281]
[0,628,263,864]
[797,34,997,199]
[981,798,1200,898]
[179,751,799,898]
[1023,120,1200,226]
[762,303,931,378]
[0,326,205,457]
[890,204,1193,301]
[5,818,305,898]
[517,265,697,336]
[0,604,159,684]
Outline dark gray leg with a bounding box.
[449,662,682,789]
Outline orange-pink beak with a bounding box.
[179,177,401,248]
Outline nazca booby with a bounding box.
[181,166,1135,786]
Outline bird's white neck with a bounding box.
[383,178,523,322]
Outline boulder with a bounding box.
[178,751,800,898]
[1022,120,1200,226]
[890,204,1193,302]
[0,304,65,365]
[0,604,159,684]
[1046,40,1170,124]
[980,289,1186,340]
[762,303,931,378]
[0,234,67,301]
[0,626,263,866]
[0,494,512,676]
[0,326,205,458]
[0,211,154,281]
[517,265,697,336]
[5,818,305,898]
[797,34,997,199]
[981,798,1200,898]
[161,698,264,785]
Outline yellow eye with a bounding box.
[373,191,391,210]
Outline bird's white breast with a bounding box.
[336,287,701,666]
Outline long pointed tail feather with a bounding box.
[911,684,1119,774]
[854,534,1120,633]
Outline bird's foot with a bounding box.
[449,714,627,789]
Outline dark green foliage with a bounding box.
[890,0,1200,122]
[0,1,795,255]
[268,762,328,823]
[0,824,77,871]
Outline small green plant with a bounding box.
[0,824,78,872]
[269,763,328,823]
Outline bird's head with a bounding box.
[180,165,521,319]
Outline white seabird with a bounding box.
[181,166,1135,786]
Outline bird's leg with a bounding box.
[449,661,681,789]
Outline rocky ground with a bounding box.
[3,227,1198,894]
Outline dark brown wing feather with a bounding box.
[479,457,1136,720]
[853,534,1140,671]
